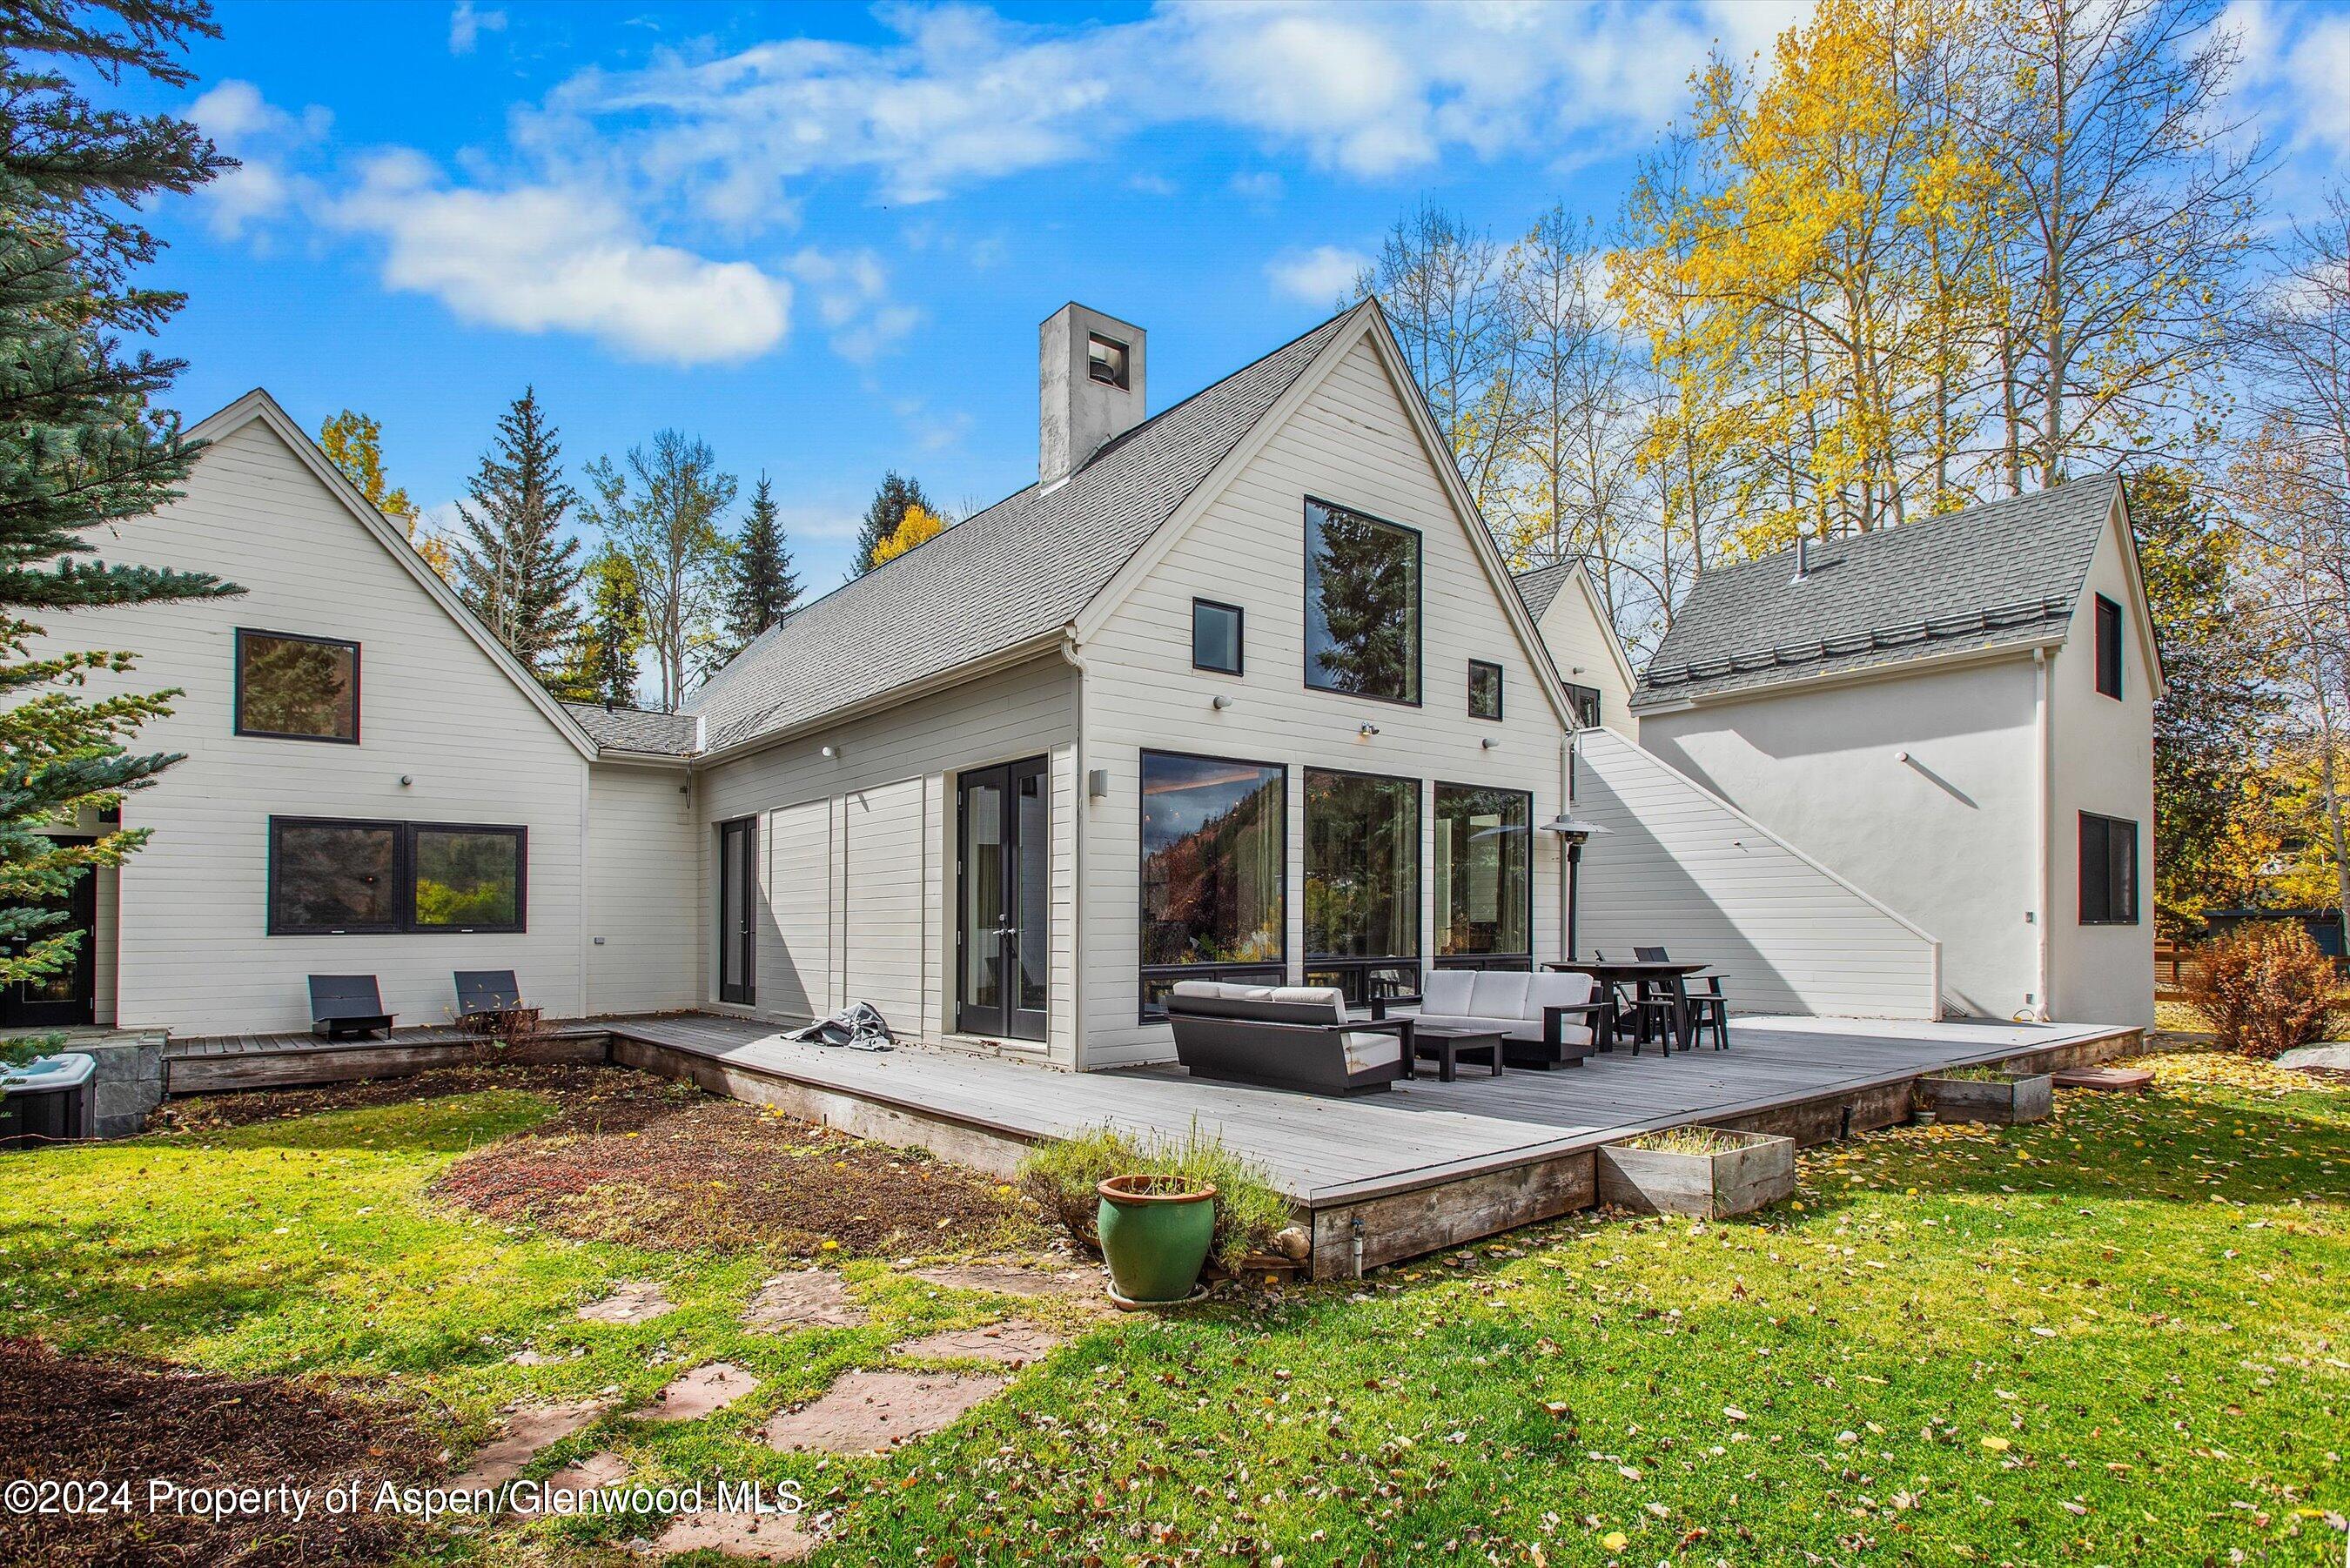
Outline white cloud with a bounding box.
[325,151,790,365]
[1266,245,1371,305]
[449,0,507,56]
[2228,0,2350,155]
[1228,171,1284,202]
[786,247,922,363]
[188,80,331,238]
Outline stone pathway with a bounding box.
[910,1262,1088,1298]
[757,1370,1010,1454]
[650,1510,820,1561]
[579,1281,675,1323]
[514,1451,629,1516]
[742,1270,864,1330]
[890,1320,1061,1367]
[446,1399,608,1490]
[634,1362,759,1422]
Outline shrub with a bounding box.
[1017,1122,1293,1272]
[2183,920,2342,1061]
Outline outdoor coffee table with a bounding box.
[1411,1025,1506,1082]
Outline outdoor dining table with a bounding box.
[1540,959,1712,1054]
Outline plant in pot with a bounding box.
[1020,1124,1290,1307]
[1096,1171,1218,1307]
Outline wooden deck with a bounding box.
[168,1008,2142,1276]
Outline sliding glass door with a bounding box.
[1304,767,1420,1006]
[1434,784,1531,969]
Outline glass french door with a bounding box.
[716,817,755,1006]
[0,841,97,1029]
[957,757,1049,1041]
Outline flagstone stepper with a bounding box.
[742,1270,865,1330]
[578,1280,675,1323]
[446,1398,607,1490]
[890,1320,1061,1366]
[757,1370,1010,1454]
[636,1361,760,1422]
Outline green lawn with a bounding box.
[2,1051,2342,1565]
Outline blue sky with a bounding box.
[134,0,2350,589]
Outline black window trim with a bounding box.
[266,814,528,936]
[2094,593,2124,700]
[1434,778,1534,964]
[1301,494,1425,710]
[1302,763,1423,1006]
[1138,747,1289,1023]
[2078,810,2138,927]
[1467,659,1505,721]
[1561,680,1603,731]
[234,627,362,745]
[1191,597,1246,676]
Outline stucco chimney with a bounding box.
[1039,303,1145,487]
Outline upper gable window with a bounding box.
[1467,660,1503,720]
[237,629,359,743]
[1087,333,1130,389]
[1192,598,1243,674]
[2094,594,2123,700]
[1304,498,1421,706]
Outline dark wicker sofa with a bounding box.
[1165,982,1412,1096]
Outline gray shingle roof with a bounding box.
[1513,561,1575,622]
[1633,476,2120,708]
[562,701,701,755]
[687,304,1365,752]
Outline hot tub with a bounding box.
[1,1052,95,1149]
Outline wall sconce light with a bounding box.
[820,744,837,759]
[1212,694,1232,711]
[399,774,413,787]
[1480,737,1499,750]
[1358,723,1380,738]
[1087,767,1111,800]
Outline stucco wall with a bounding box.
[1638,655,2044,1019]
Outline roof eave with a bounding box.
[1631,630,2069,714]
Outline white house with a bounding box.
[18,299,2105,1053]
[1622,479,2159,1028]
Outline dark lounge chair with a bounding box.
[454,968,523,1020]
[309,975,393,1041]
[1165,982,1411,1096]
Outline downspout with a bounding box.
[2028,647,2052,1022]
[1059,630,1089,1071]
[1561,730,1576,962]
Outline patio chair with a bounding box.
[308,975,393,1041]
[453,968,540,1036]
[1165,982,1412,1096]
[1629,947,1729,1052]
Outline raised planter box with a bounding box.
[1919,1069,2053,1126]
[1597,1127,1795,1218]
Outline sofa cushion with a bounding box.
[1467,971,1533,1018]
[1340,1032,1404,1073]
[1420,970,1474,1015]
[1166,981,1349,1028]
[1528,970,1595,1009]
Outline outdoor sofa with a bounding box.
[1165,982,1412,1096]
[1373,969,1606,1069]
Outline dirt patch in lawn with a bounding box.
[152,1062,615,1133]
[0,1337,435,1568]
[427,1070,1047,1259]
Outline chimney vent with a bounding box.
[1790,535,1811,584]
[1040,303,1145,486]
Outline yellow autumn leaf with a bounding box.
[1981,1436,2011,1451]
[1601,1531,1629,1552]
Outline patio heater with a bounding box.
[1538,810,1609,962]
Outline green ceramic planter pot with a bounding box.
[1096,1174,1216,1307]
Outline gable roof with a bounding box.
[185,390,602,761]
[687,305,1366,754]
[563,702,701,756]
[1512,561,1575,622]
[1633,476,2124,710]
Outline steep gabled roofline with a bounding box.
[185,389,601,762]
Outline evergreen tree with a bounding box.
[2,0,238,1063]
[548,544,646,707]
[453,387,583,675]
[723,473,799,653]
[853,470,932,576]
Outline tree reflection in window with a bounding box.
[1141,753,1285,968]
[1304,499,1420,703]
[237,630,358,740]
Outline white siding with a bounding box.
[1638,655,2042,1019]
[1535,568,1635,734]
[24,417,592,1035]
[695,655,1080,1067]
[585,763,696,1015]
[1574,727,1941,1018]
[1078,333,1572,1067]
[2048,506,2158,1027]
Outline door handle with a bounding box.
[993,926,1018,938]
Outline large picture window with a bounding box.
[1305,767,1420,1005]
[1304,498,1420,705]
[236,629,359,742]
[269,817,527,935]
[2078,812,2138,926]
[1435,785,1530,963]
[1139,752,1286,1018]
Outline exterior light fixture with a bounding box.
[820,744,837,759]
[1212,694,1232,711]
[1480,736,1499,750]
[1358,723,1380,737]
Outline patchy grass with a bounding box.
[1,1051,2343,1566]
[1924,1063,2032,1083]
[1619,1126,1756,1156]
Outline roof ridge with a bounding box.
[1704,472,2121,584]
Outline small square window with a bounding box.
[237,628,359,742]
[1468,660,1504,720]
[1087,333,1129,388]
[1192,599,1243,674]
